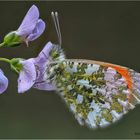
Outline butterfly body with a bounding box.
[46,44,140,129]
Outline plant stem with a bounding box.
[0,42,5,47]
[0,57,11,64]
[0,57,19,74]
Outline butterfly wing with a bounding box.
[47,58,140,129]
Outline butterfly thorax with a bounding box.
[45,44,65,83]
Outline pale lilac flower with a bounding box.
[16,5,45,42]
[1,5,45,47]
[33,42,56,91]
[0,69,8,94]
[18,42,56,93]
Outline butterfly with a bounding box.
[45,12,140,129]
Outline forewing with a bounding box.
[53,59,140,129]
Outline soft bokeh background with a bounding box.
[0,1,140,139]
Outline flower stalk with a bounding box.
[0,57,11,64]
[0,42,5,47]
[0,57,22,74]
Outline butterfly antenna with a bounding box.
[51,11,62,46]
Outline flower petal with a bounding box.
[27,19,45,41]
[34,41,54,80]
[34,42,53,79]
[33,82,56,91]
[18,58,36,93]
[33,42,56,90]
[35,41,53,64]
[17,5,39,36]
[0,69,8,94]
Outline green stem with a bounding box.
[0,57,11,64]
[0,57,19,74]
[0,42,5,47]
[10,65,19,74]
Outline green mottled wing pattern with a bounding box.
[46,45,140,129]
[46,58,140,129]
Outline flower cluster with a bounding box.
[18,41,56,93]
[0,5,56,94]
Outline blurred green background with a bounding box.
[0,1,140,139]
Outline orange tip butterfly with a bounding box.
[46,11,140,129]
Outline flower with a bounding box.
[16,5,45,43]
[0,5,45,47]
[32,42,56,91]
[17,58,36,93]
[17,42,56,93]
[0,69,8,94]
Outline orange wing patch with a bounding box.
[105,64,133,102]
[105,64,133,89]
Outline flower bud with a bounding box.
[1,31,22,47]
